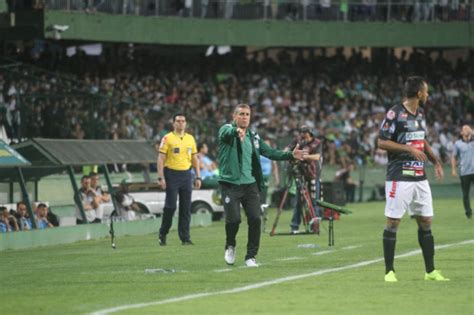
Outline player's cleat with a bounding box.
[245,258,259,267]
[182,240,194,245]
[384,271,398,282]
[224,246,236,265]
[424,270,450,281]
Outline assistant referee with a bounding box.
[157,113,201,246]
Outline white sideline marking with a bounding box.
[90,240,473,315]
[214,268,232,273]
[342,245,362,250]
[275,257,304,261]
[312,250,334,256]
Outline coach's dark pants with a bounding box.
[159,168,193,242]
[460,174,474,217]
[220,182,261,260]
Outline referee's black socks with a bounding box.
[418,229,435,273]
[383,229,397,274]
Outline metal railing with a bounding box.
[40,0,472,22]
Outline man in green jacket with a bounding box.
[218,103,306,267]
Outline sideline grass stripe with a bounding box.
[91,239,473,315]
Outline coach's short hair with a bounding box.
[234,103,251,114]
[404,76,426,98]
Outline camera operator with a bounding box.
[286,126,322,233]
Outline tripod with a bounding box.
[270,172,320,236]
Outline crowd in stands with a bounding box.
[1,46,472,172]
[23,0,472,22]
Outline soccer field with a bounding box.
[1,198,473,315]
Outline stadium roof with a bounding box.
[0,138,157,182]
[13,138,157,166]
[0,140,31,168]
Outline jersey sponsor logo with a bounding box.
[402,170,415,176]
[403,161,424,169]
[415,170,424,176]
[407,140,424,151]
[405,131,425,141]
[402,161,425,176]
[386,110,396,120]
[173,147,180,154]
[381,121,390,131]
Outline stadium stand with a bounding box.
[1,46,472,168]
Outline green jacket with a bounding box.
[217,122,293,191]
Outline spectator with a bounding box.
[260,139,281,205]
[75,175,103,224]
[89,171,111,203]
[0,206,19,232]
[35,203,54,229]
[14,201,32,231]
[114,180,139,221]
[197,142,218,179]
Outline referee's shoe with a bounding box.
[158,234,166,246]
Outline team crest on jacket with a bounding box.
[253,132,260,149]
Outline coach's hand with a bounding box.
[236,128,246,141]
[434,163,444,181]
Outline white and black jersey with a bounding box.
[379,104,428,182]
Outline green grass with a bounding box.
[1,198,473,315]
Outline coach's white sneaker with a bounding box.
[224,246,236,265]
[245,258,259,267]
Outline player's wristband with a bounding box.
[195,177,202,181]
[158,177,163,181]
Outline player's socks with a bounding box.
[418,229,435,273]
[383,229,396,274]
